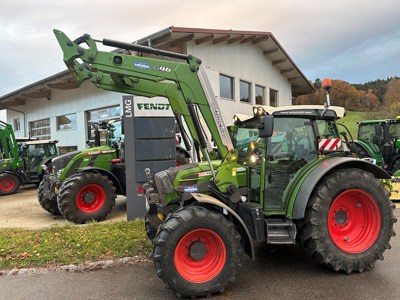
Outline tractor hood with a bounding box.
[153,160,247,204]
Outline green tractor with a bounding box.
[38,119,125,223]
[0,121,58,195]
[55,30,397,298]
[355,118,400,173]
[354,118,400,200]
[39,117,190,223]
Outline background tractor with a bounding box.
[355,118,400,173]
[39,118,190,223]
[55,30,397,298]
[0,121,58,195]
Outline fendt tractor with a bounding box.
[38,119,126,223]
[39,116,190,224]
[0,121,58,195]
[55,30,397,298]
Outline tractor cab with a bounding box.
[232,105,345,214]
[18,140,58,174]
[357,118,400,171]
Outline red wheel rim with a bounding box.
[0,179,15,192]
[328,189,381,253]
[174,228,226,283]
[76,184,106,213]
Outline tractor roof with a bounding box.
[258,105,346,119]
[358,118,400,125]
[20,139,59,145]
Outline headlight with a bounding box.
[56,168,64,178]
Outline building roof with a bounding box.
[0,26,314,107]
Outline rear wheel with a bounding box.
[38,177,60,215]
[153,205,242,298]
[58,172,116,224]
[297,168,396,273]
[0,173,20,196]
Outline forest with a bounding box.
[297,77,400,119]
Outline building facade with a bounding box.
[0,27,314,152]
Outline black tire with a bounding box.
[38,178,61,215]
[57,172,116,224]
[145,214,159,241]
[297,168,397,274]
[153,205,242,298]
[0,173,20,196]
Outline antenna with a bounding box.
[322,78,332,109]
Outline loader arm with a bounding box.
[54,30,232,159]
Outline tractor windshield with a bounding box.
[358,123,383,146]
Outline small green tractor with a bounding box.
[0,121,58,195]
[55,30,397,298]
[39,118,190,223]
[38,119,126,223]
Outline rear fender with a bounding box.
[291,157,390,219]
[79,167,124,195]
[191,193,255,260]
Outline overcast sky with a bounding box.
[1,0,399,97]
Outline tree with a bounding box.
[298,79,359,110]
[358,89,379,111]
[384,78,400,111]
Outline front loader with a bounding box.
[55,30,397,298]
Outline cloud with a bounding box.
[1,0,400,95]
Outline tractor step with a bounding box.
[265,218,297,245]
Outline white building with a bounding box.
[0,27,314,153]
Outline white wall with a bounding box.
[7,82,124,149]
[6,40,292,150]
[187,40,292,125]
[0,110,6,122]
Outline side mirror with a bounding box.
[257,115,274,138]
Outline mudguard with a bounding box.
[79,166,124,195]
[292,156,390,219]
[191,192,255,260]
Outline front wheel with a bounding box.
[57,172,116,224]
[0,173,20,196]
[38,177,61,215]
[297,168,397,273]
[153,205,242,298]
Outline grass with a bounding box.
[339,110,366,139]
[0,219,152,270]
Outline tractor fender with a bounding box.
[191,192,255,260]
[292,156,390,220]
[78,166,124,195]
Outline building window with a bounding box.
[57,113,77,131]
[220,74,234,100]
[13,118,21,131]
[255,85,265,105]
[58,146,78,155]
[240,80,251,103]
[270,89,278,107]
[86,105,121,145]
[29,118,50,140]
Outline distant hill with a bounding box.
[351,77,399,102]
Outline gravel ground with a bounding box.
[0,185,127,229]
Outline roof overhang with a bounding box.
[0,26,314,108]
